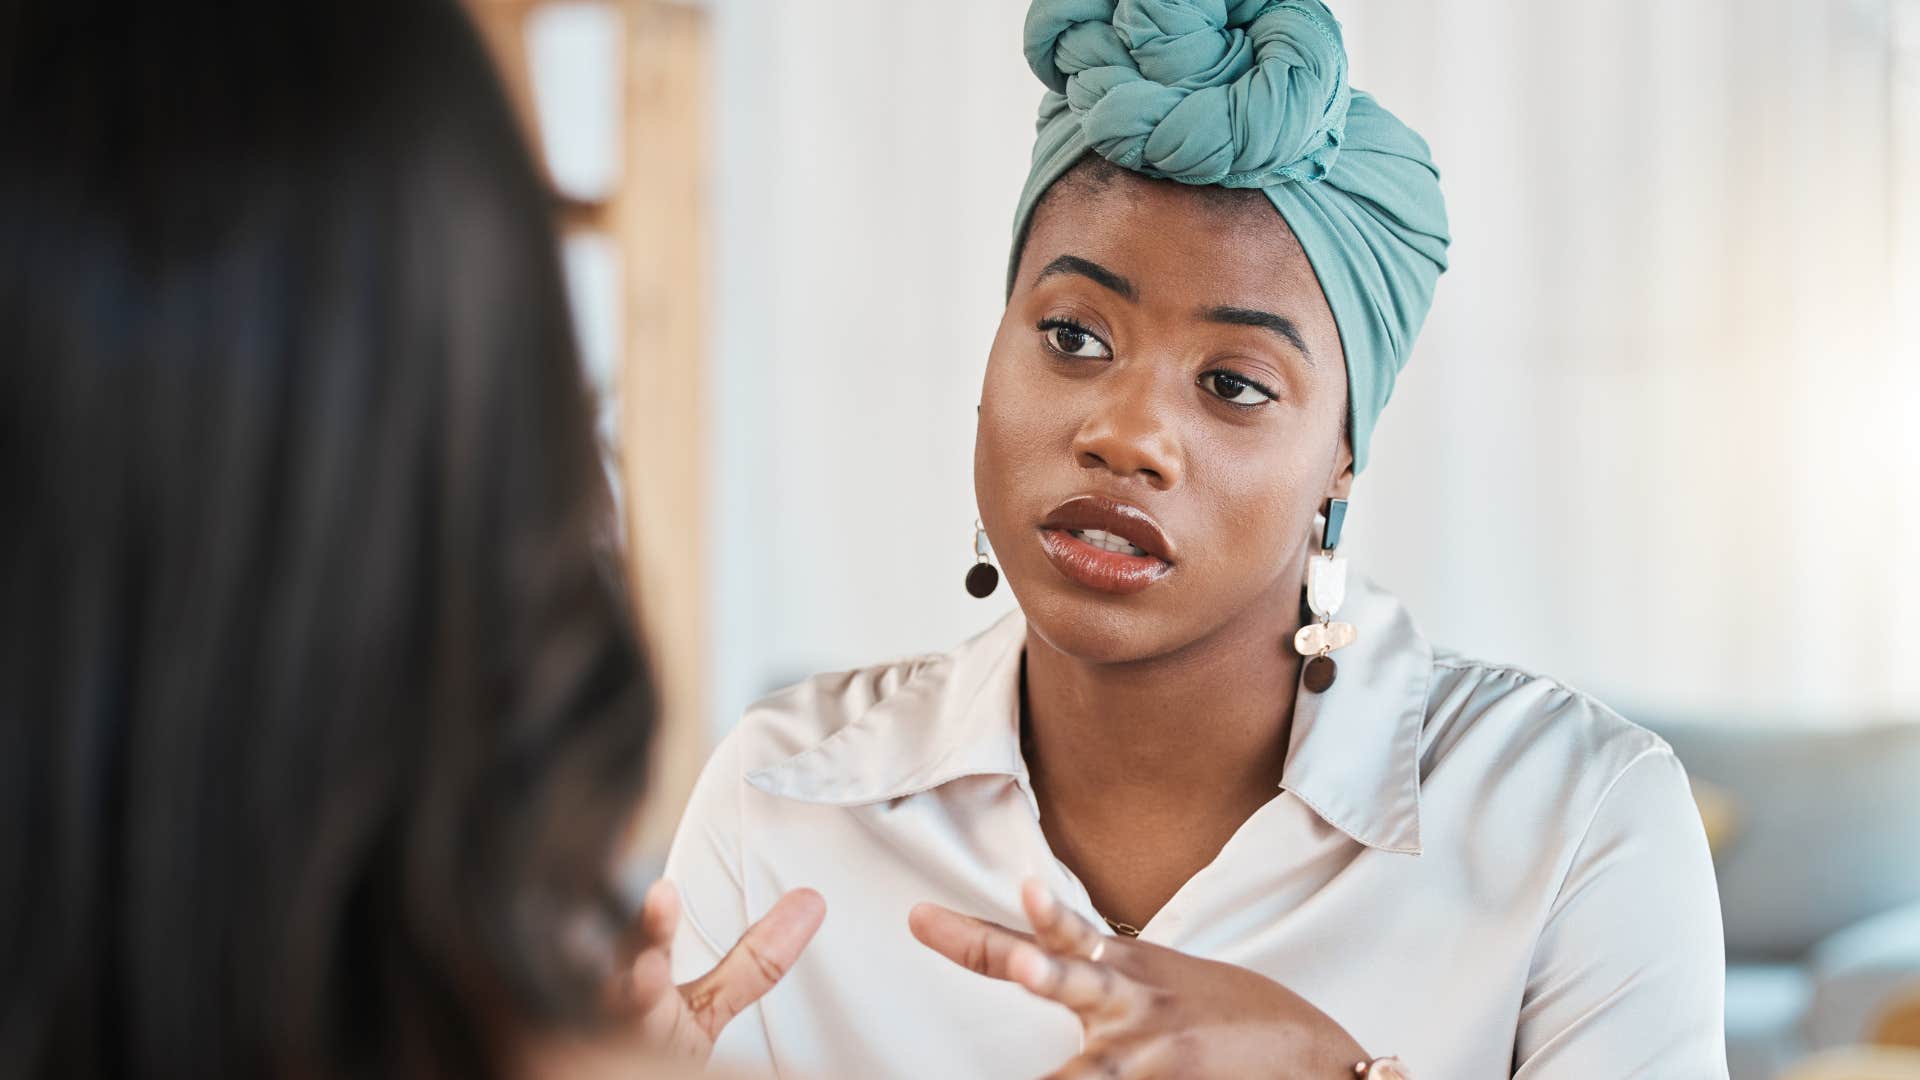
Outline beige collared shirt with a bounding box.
[665,577,1728,1078]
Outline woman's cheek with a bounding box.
[975,368,1034,535]
[981,361,1058,471]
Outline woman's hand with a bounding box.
[909,879,1372,1079]
[618,880,826,1065]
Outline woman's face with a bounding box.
[976,168,1352,665]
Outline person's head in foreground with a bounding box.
[0,0,823,1075]
[664,2,1729,1078]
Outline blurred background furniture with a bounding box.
[1875,986,1920,1047]
[1651,719,1920,1080]
[1780,1046,1920,1080]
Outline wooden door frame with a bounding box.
[468,0,712,859]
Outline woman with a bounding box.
[0,0,818,1075]
[665,1,1726,1077]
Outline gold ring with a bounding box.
[1088,938,1107,963]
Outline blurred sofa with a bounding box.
[1646,719,1920,1080]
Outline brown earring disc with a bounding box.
[1303,654,1338,693]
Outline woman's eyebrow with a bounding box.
[1198,305,1314,364]
[1034,255,1138,302]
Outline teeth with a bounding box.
[1070,528,1148,556]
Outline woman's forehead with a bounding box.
[1020,171,1319,308]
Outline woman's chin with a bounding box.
[1013,588,1190,667]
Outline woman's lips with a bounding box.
[1037,527,1173,595]
[1036,495,1176,561]
[1034,495,1177,596]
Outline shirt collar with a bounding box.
[747,576,1429,854]
[1279,574,1430,854]
[745,613,1031,806]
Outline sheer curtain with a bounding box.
[705,0,1920,733]
[1336,0,1919,720]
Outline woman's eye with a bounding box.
[1040,321,1111,359]
[1201,371,1276,406]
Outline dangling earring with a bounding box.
[1294,498,1355,693]
[965,518,1000,598]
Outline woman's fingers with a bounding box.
[630,943,704,1060]
[622,880,683,1010]
[615,881,704,1059]
[613,882,826,1063]
[908,902,1036,979]
[1008,941,1148,1021]
[1020,878,1105,959]
[1017,878,1147,1020]
[640,878,681,950]
[679,888,827,1039]
[913,892,1147,1020]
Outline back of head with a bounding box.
[0,0,652,1075]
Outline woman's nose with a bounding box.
[1070,379,1184,490]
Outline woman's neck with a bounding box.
[1017,579,1311,931]
[1020,586,1307,816]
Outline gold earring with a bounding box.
[1294,498,1354,692]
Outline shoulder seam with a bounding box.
[1539,746,1679,925]
[750,651,944,713]
[1433,655,1577,689]
[1430,656,1638,728]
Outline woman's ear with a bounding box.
[1326,433,1356,501]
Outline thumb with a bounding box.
[679,888,826,1039]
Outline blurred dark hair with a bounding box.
[0,0,654,1076]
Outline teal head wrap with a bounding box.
[1012,0,1450,473]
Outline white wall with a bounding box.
[704,0,1038,730]
[1335,0,1920,721]
[699,0,1920,733]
